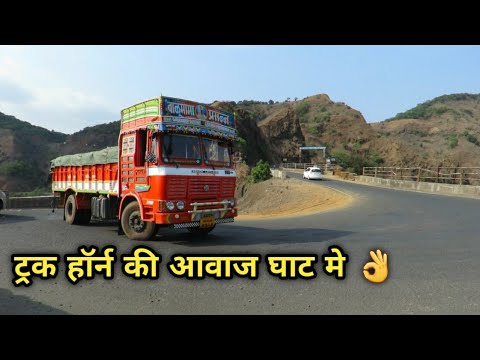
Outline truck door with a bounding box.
[133,129,148,190]
[120,130,148,193]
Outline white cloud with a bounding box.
[0,76,34,104]
[0,80,117,133]
[29,87,118,132]
[30,86,105,111]
[0,47,117,134]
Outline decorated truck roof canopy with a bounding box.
[51,146,118,168]
[120,96,237,141]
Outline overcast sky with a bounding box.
[1,45,479,134]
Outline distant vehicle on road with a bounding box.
[303,167,323,180]
[0,190,7,211]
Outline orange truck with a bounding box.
[50,96,238,240]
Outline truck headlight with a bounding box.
[176,201,185,210]
[166,201,175,211]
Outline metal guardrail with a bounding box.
[363,166,480,186]
[281,163,315,169]
[280,163,338,172]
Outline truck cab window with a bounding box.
[202,138,231,167]
[161,134,201,164]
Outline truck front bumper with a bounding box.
[170,217,235,229]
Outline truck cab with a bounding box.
[117,97,238,240]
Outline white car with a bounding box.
[303,167,323,180]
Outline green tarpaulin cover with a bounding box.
[51,146,119,168]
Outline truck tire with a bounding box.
[121,201,157,241]
[187,224,216,236]
[65,194,78,225]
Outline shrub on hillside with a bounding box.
[295,102,310,117]
[0,160,35,178]
[332,151,384,175]
[248,160,272,183]
[236,136,247,146]
[463,131,479,146]
[448,134,458,149]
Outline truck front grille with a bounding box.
[188,177,221,200]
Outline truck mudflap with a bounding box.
[172,217,234,229]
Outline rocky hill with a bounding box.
[62,121,119,155]
[2,92,480,193]
[229,94,381,172]
[212,101,271,165]
[371,93,480,167]
[258,107,305,164]
[214,100,307,164]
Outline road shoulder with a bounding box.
[236,177,353,220]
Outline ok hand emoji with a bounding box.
[363,249,388,284]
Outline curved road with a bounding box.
[1,174,479,314]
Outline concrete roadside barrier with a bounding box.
[8,196,55,209]
[356,176,480,197]
[271,168,287,179]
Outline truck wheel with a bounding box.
[187,224,216,236]
[121,201,157,241]
[65,194,78,225]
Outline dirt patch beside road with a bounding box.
[236,177,352,220]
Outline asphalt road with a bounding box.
[1,174,479,314]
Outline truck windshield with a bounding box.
[202,138,231,167]
[161,134,201,165]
